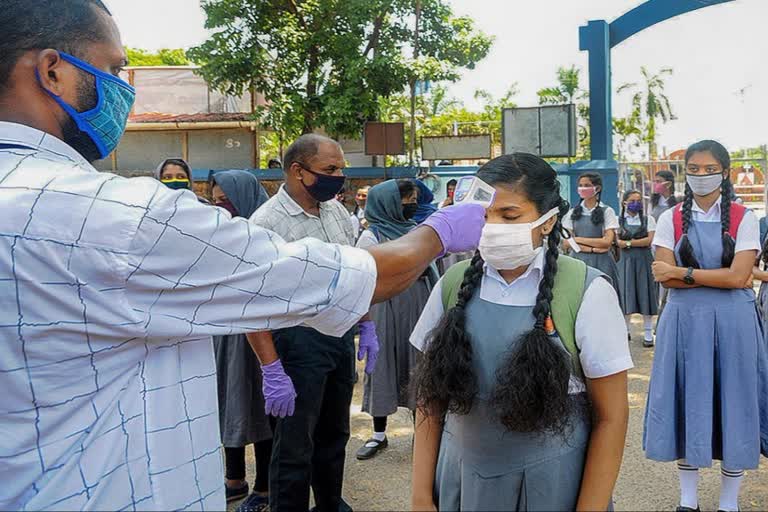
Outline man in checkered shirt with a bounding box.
[0,1,485,511]
[250,134,373,512]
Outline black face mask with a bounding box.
[403,203,419,220]
[300,167,346,202]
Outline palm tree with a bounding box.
[618,66,676,159]
[537,65,583,105]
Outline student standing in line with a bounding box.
[617,190,659,347]
[563,172,622,303]
[438,179,457,208]
[645,140,768,512]
[410,153,631,511]
[651,169,679,221]
[354,180,434,460]
[756,215,768,331]
[209,171,274,512]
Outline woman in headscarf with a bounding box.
[412,179,438,224]
[354,179,435,460]
[155,157,210,203]
[209,170,272,511]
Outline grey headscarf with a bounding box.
[212,170,269,218]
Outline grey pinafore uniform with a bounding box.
[362,232,434,416]
[570,209,622,306]
[643,220,768,469]
[618,221,659,316]
[434,268,605,511]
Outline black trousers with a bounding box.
[269,326,355,512]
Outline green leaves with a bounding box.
[125,48,191,66]
[189,0,492,140]
[617,66,676,158]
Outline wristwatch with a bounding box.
[683,267,695,285]
[625,240,632,249]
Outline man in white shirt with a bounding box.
[0,2,485,510]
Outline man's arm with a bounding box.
[124,186,483,338]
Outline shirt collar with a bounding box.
[484,246,547,287]
[0,121,94,171]
[581,201,606,213]
[276,184,336,218]
[691,196,722,216]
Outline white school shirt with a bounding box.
[410,249,633,393]
[562,202,620,232]
[0,122,376,511]
[653,199,760,253]
[624,213,657,231]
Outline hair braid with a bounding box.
[678,182,700,269]
[720,178,736,267]
[413,252,483,416]
[591,189,605,225]
[490,198,574,435]
[571,199,584,221]
[618,202,630,240]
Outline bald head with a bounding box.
[284,134,343,172]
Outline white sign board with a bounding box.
[502,105,577,158]
[421,135,492,161]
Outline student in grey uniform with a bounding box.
[617,190,658,347]
[755,223,768,331]
[209,171,274,510]
[410,154,631,512]
[645,140,768,512]
[651,169,678,221]
[563,172,622,304]
[354,179,433,460]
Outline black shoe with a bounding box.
[643,337,655,348]
[236,492,269,512]
[226,481,249,503]
[676,507,700,512]
[356,437,388,460]
[628,332,632,341]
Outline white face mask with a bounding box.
[479,207,559,270]
[686,173,723,196]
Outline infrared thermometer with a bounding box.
[453,176,496,208]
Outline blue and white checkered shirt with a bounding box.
[0,122,376,511]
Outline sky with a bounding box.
[109,0,768,157]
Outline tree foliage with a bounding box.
[617,66,676,159]
[126,48,191,66]
[189,0,493,141]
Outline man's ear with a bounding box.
[36,50,70,97]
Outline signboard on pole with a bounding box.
[365,122,405,156]
[421,135,492,161]
[502,104,577,158]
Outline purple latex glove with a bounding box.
[357,321,380,375]
[261,359,297,418]
[422,203,486,257]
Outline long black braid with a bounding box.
[571,172,605,226]
[679,140,736,269]
[413,153,575,435]
[618,190,648,241]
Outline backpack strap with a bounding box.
[441,255,587,379]
[673,201,747,244]
[441,259,472,311]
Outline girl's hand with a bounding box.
[652,261,679,283]
[592,247,609,254]
[411,498,437,512]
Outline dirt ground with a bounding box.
[232,317,768,511]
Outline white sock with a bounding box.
[365,431,387,447]
[643,315,654,341]
[678,462,699,509]
[625,315,633,331]
[719,467,744,511]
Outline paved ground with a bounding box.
[232,317,768,511]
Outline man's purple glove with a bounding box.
[357,321,380,375]
[422,203,486,257]
[261,359,297,418]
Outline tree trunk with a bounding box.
[304,45,320,134]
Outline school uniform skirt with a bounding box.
[643,287,768,469]
[214,334,272,447]
[362,276,431,416]
[435,396,593,511]
[619,247,658,316]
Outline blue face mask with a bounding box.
[40,52,136,160]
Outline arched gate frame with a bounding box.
[566,0,734,208]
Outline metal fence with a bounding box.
[619,158,768,216]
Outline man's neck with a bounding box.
[285,181,320,215]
